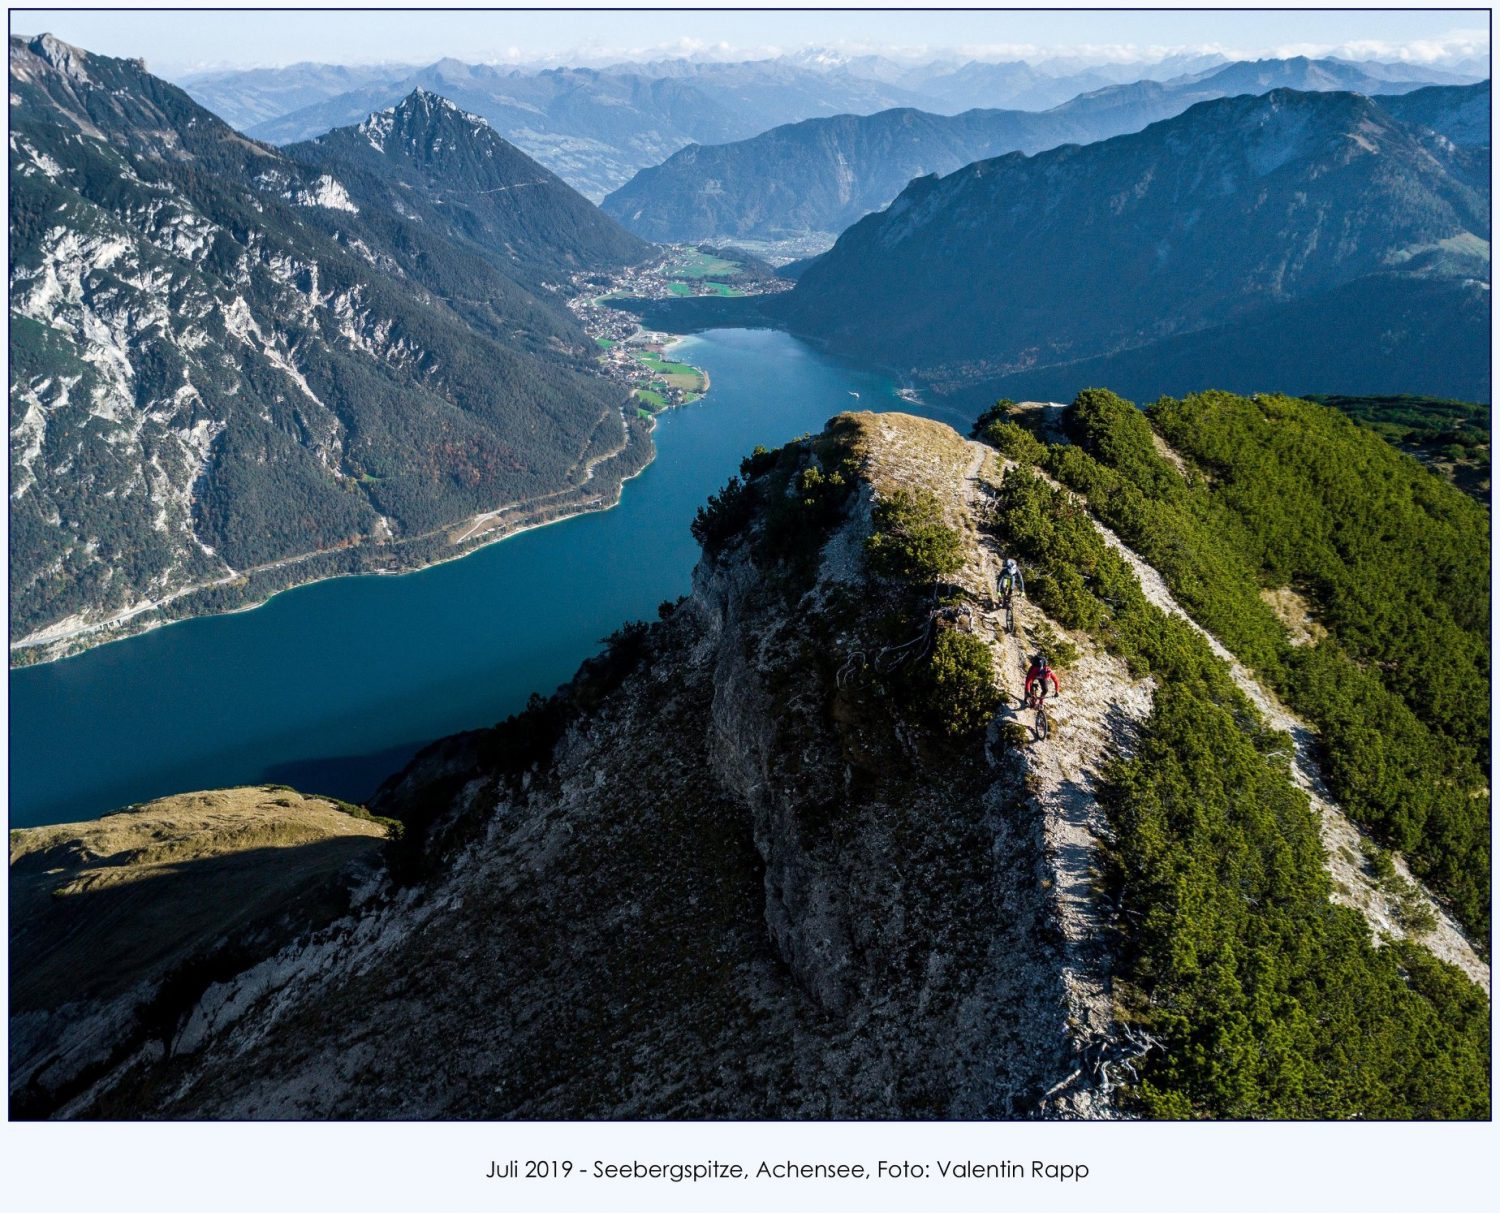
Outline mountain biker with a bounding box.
[1025,653,1060,704]
[998,557,1024,601]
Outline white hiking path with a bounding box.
[971,437,1486,988]
[961,441,1153,1116]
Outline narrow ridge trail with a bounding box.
[967,438,1487,989]
[961,442,1156,1115]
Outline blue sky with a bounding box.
[11,6,1490,76]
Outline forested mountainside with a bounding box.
[779,87,1490,402]
[602,63,1484,243]
[9,35,648,661]
[285,90,651,282]
[1364,78,1491,144]
[944,273,1491,408]
[12,405,1487,1121]
[600,104,1160,244]
[1302,393,1490,501]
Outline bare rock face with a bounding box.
[13,409,1487,1121]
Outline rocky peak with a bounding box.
[16,33,92,84]
[343,87,528,174]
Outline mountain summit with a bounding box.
[291,89,651,279]
[9,37,647,660]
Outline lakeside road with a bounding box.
[10,397,654,669]
[13,252,789,669]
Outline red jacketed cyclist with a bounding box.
[1025,653,1060,705]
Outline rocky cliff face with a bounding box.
[13,411,1486,1120]
[13,414,1100,1119]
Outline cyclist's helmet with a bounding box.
[1037,653,1050,671]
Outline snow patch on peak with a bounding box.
[408,88,460,112]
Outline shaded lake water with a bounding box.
[9,328,973,828]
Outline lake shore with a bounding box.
[11,327,918,829]
[11,320,725,671]
[10,416,660,669]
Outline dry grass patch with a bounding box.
[1258,586,1328,647]
[10,786,389,1012]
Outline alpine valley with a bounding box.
[6,27,1492,1127]
[709,83,1489,407]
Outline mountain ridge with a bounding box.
[9,403,1489,1120]
[178,52,1482,200]
[776,86,1489,397]
[600,68,1488,244]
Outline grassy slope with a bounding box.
[10,787,389,1013]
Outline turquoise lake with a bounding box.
[9,329,974,828]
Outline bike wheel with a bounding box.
[1005,602,1014,635]
[1034,705,1049,741]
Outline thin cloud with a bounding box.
[507,33,1488,69]
[1272,29,1489,64]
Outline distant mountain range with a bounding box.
[9,36,649,655]
[601,64,1490,243]
[772,86,1489,404]
[178,52,1483,201]
[183,58,942,199]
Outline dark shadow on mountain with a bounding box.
[11,835,385,1012]
[260,740,431,805]
[936,274,1492,416]
[10,833,386,1119]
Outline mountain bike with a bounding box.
[1027,686,1051,741]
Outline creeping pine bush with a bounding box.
[969,399,1018,437]
[917,629,1001,736]
[691,475,755,553]
[1020,387,1492,940]
[978,396,1490,1118]
[1027,620,1079,670]
[865,488,965,582]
